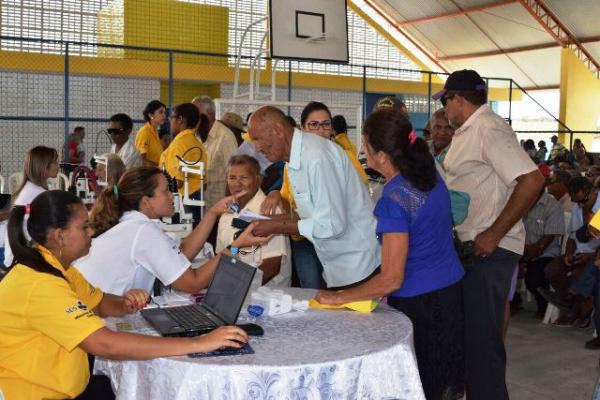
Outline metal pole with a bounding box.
[287,61,292,116]
[427,72,432,120]
[362,66,367,120]
[168,51,174,140]
[63,42,70,163]
[508,80,513,125]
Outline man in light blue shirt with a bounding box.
[247,106,380,288]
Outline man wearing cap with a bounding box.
[192,96,239,209]
[434,69,544,400]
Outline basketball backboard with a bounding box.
[269,0,349,63]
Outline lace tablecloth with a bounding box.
[95,288,425,400]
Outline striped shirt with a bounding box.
[523,192,565,259]
[444,105,538,255]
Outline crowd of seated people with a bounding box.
[7,68,600,400]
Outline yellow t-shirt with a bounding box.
[334,133,368,185]
[159,128,208,195]
[0,246,104,400]
[135,122,163,165]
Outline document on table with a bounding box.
[238,209,271,222]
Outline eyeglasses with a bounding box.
[573,191,591,205]
[306,120,332,131]
[107,128,126,135]
[441,94,456,107]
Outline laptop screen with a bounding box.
[203,255,256,325]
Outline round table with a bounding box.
[95,288,425,400]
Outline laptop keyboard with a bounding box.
[164,305,215,331]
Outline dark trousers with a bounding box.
[524,257,553,313]
[75,375,115,400]
[462,247,520,400]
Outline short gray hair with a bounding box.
[430,108,448,124]
[191,95,215,119]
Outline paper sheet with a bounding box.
[238,209,271,222]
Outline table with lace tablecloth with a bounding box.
[94,288,425,400]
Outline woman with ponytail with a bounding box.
[315,109,465,400]
[2,145,60,267]
[76,166,268,296]
[0,191,249,399]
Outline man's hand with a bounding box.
[523,244,542,260]
[260,191,283,215]
[474,228,502,257]
[252,220,279,237]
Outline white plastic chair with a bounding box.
[8,173,23,194]
[47,173,69,190]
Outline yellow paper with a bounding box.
[590,210,600,232]
[309,298,379,313]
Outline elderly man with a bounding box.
[215,155,291,287]
[192,96,238,209]
[108,113,142,169]
[247,106,380,288]
[428,108,455,166]
[435,69,544,400]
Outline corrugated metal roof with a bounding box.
[371,0,600,88]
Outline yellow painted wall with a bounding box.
[98,0,228,65]
[160,82,221,106]
[0,50,520,102]
[559,48,600,148]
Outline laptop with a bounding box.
[141,254,257,337]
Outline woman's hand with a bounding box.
[314,290,344,305]
[122,290,149,313]
[260,190,283,215]
[233,221,273,248]
[209,191,248,216]
[195,326,249,352]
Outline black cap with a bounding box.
[432,69,487,100]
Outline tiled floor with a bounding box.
[506,309,599,399]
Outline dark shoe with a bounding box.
[574,316,592,329]
[538,288,573,311]
[585,337,600,350]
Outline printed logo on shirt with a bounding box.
[65,300,88,314]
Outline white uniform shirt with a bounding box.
[3,181,46,266]
[75,211,190,295]
[288,129,381,287]
[111,138,142,169]
[216,189,291,287]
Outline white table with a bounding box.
[95,288,425,400]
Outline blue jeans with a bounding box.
[291,239,324,289]
[570,256,597,297]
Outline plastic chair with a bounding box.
[543,211,572,325]
[47,173,69,190]
[8,173,23,194]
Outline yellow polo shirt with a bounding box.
[159,128,208,195]
[334,133,368,185]
[135,122,163,165]
[0,245,105,400]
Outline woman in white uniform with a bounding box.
[3,146,60,267]
[75,166,266,295]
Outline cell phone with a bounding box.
[231,218,250,230]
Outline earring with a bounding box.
[59,245,63,259]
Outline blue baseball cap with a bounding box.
[432,69,487,100]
